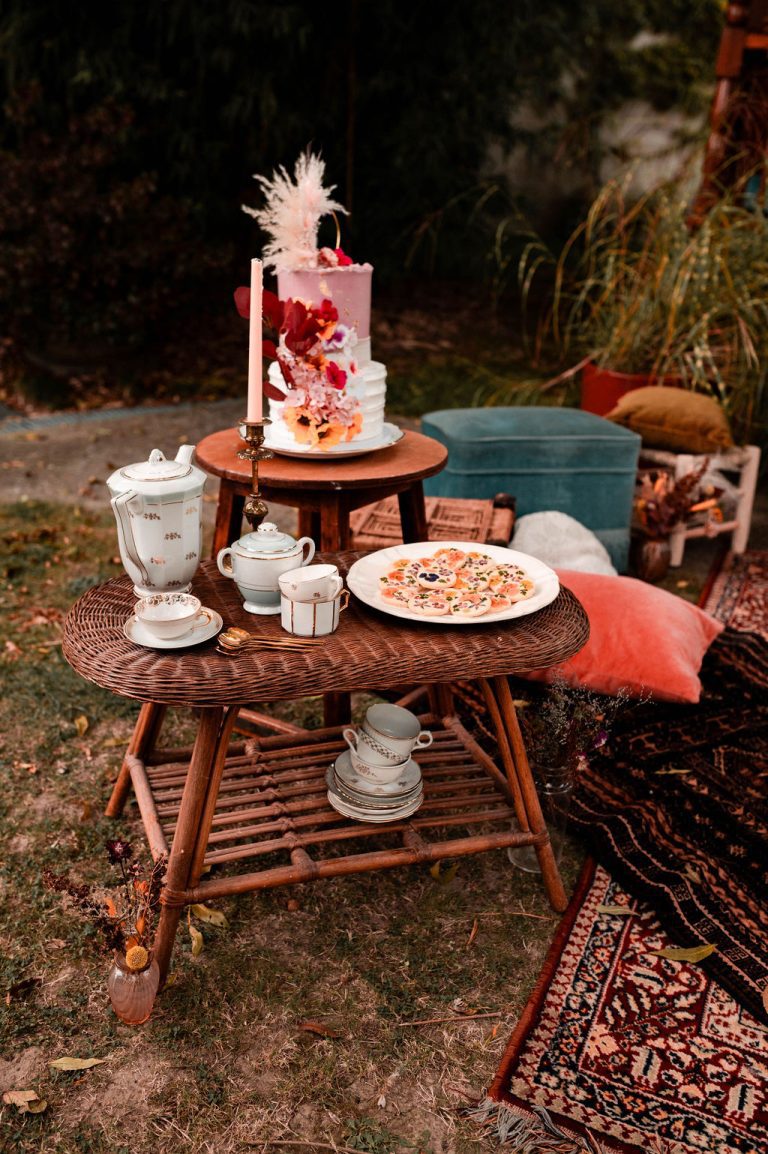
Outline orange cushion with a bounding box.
[525,569,724,703]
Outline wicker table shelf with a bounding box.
[63,558,589,989]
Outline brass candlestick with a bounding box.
[237,418,274,531]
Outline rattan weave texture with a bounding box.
[63,558,589,707]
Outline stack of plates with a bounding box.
[326,750,423,822]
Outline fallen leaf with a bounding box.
[429,861,459,885]
[377,1094,387,1108]
[4,640,21,660]
[49,1056,108,1071]
[650,944,717,963]
[73,715,89,737]
[3,1090,38,1106]
[655,768,691,776]
[466,918,479,947]
[189,925,204,957]
[26,1099,48,1114]
[597,905,636,917]
[684,864,702,884]
[298,1020,342,1039]
[100,737,126,749]
[189,903,228,928]
[675,580,690,589]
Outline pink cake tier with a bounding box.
[268,262,387,447]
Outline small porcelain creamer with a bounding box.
[217,523,315,614]
[107,446,206,597]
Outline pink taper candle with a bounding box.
[246,258,263,421]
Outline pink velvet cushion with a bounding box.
[526,569,724,703]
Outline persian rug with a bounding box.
[477,861,768,1154]
[567,549,768,1019]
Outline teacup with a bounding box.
[342,726,404,770]
[135,593,204,640]
[360,702,433,761]
[345,743,412,785]
[281,589,349,638]
[279,564,343,603]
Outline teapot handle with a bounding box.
[297,538,316,567]
[111,490,149,587]
[217,547,235,578]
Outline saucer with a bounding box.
[123,608,223,650]
[331,770,422,809]
[333,749,422,796]
[326,768,424,823]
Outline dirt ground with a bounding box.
[0,400,423,549]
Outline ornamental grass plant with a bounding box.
[515,174,768,447]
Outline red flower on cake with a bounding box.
[317,246,354,268]
[325,362,347,390]
[314,298,340,340]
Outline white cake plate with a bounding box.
[264,422,404,460]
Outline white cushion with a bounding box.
[512,511,617,576]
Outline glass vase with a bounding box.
[107,951,160,1025]
[507,760,574,874]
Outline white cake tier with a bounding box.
[267,359,387,444]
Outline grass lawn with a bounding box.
[1,500,587,1154]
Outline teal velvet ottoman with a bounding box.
[421,407,641,571]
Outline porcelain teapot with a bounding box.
[217,523,315,614]
[107,446,206,597]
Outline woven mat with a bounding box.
[564,551,768,1019]
[476,861,768,1154]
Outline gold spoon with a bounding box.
[216,627,323,654]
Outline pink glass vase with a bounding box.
[107,952,160,1025]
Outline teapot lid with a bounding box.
[120,449,192,483]
[235,522,299,554]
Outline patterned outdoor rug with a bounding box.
[471,551,768,1152]
[476,862,768,1154]
[568,550,768,1019]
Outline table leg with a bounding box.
[483,676,568,912]
[299,507,322,545]
[152,708,225,988]
[320,498,350,552]
[398,481,428,543]
[105,702,167,818]
[211,482,245,558]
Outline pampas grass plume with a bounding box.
[244,150,347,271]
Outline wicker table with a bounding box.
[63,559,589,989]
[195,427,448,555]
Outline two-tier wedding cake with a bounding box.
[242,152,387,451]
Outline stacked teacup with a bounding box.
[327,703,432,822]
[278,564,349,638]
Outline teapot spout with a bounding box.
[175,443,196,466]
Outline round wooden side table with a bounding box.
[195,427,448,555]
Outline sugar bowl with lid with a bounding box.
[216,522,315,614]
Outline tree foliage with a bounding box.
[0,0,722,351]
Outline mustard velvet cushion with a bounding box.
[606,386,733,453]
